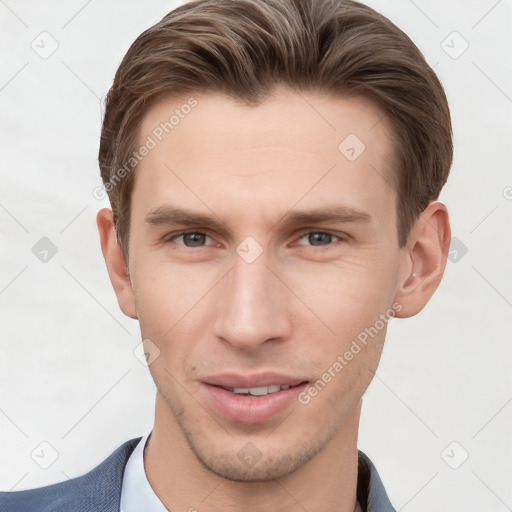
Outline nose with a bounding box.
[213,249,292,351]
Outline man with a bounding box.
[0,0,452,510]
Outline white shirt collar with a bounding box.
[120,431,168,512]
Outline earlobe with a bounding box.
[96,208,138,319]
[394,201,451,318]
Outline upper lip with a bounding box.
[202,372,308,388]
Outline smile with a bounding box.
[200,375,309,424]
[221,384,292,396]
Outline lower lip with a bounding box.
[200,382,308,424]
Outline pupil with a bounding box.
[309,233,331,246]
[184,233,205,247]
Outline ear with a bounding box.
[96,208,137,319]
[394,201,451,318]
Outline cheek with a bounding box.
[131,264,213,388]
[288,253,398,342]
[131,258,199,335]
[297,263,393,413]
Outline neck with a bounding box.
[145,392,362,512]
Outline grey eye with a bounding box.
[297,232,340,247]
[174,232,209,247]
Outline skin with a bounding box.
[97,88,450,512]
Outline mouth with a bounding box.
[217,383,305,396]
[200,373,309,424]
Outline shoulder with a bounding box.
[0,437,141,512]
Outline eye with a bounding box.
[295,231,342,247]
[170,231,213,248]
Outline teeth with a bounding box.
[231,384,292,396]
[248,386,269,396]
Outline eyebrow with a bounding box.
[144,205,372,232]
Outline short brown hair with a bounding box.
[99,0,452,260]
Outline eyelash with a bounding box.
[165,230,345,250]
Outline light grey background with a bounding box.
[1,1,511,510]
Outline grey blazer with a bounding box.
[0,438,396,512]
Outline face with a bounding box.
[121,89,409,480]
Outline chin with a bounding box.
[182,424,332,482]
[191,446,312,482]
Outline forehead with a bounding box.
[138,88,393,164]
[132,88,397,228]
